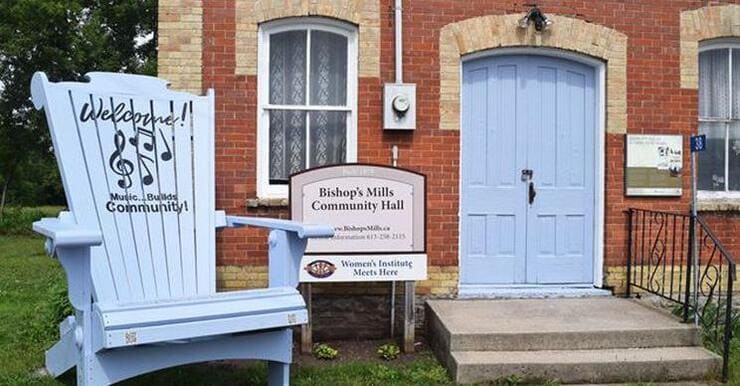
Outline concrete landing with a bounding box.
[426,297,721,385]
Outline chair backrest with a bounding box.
[31,72,217,304]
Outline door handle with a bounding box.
[528,181,536,205]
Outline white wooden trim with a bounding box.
[698,190,740,200]
[728,49,732,196]
[257,17,358,199]
[698,117,739,122]
[595,60,606,289]
[699,38,740,52]
[457,47,607,290]
[697,41,740,197]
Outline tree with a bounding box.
[0,0,156,216]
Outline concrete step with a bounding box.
[440,327,700,352]
[427,299,700,352]
[572,383,722,386]
[452,346,721,385]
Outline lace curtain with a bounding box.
[698,48,740,191]
[268,30,348,183]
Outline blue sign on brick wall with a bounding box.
[691,134,706,152]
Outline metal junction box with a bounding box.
[384,83,416,130]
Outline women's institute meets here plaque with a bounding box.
[290,164,427,282]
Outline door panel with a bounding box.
[460,57,528,284]
[526,57,595,284]
[461,54,596,285]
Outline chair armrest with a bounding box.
[33,217,102,254]
[224,215,334,239]
[32,214,100,310]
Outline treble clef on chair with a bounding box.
[109,130,135,188]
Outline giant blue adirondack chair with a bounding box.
[29,71,333,386]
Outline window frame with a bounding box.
[698,39,740,199]
[256,17,358,199]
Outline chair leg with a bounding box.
[77,310,108,386]
[77,352,108,386]
[267,361,290,386]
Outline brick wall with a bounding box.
[158,0,203,93]
[160,0,740,297]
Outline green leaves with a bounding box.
[377,343,401,361]
[0,1,156,209]
[313,343,340,360]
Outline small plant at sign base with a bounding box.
[376,343,401,360]
[313,343,338,360]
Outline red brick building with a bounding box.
[157,1,740,305]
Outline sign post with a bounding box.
[290,164,427,352]
[391,145,399,340]
[690,134,705,326]
[300,282,312,353]
[403,280,415,352]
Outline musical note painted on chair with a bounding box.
[158,129,172,161]
[100,100,187,189]
[109,130,135,189]
[129,126,172,162]
[137,153,156,185]
[129,127,155,152]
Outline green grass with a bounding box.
[727,340,740,386]
[0,234,68,385]
[121,359,451,386]
[0,209,453,385]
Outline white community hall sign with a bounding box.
[290,164,427,282]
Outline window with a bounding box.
[698,41,740,195]
[257,18,357,198]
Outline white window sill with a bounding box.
[697,191,740,212]
[246,197,289,208]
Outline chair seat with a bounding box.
[93,286,307,350]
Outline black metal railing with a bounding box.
[626,208,736,382]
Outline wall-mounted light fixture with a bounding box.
[517,5,553,32]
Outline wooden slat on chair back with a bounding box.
[31,72,216,303]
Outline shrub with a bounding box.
[49,280,73,325]
[0,207,49,236]
[24,278,72,346]
[377,343,401,361]
[0,206,64,236]
[313,343,338,360]
[672,299,740,354]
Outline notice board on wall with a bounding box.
[290,164,427,282]
[625,134,683,196]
